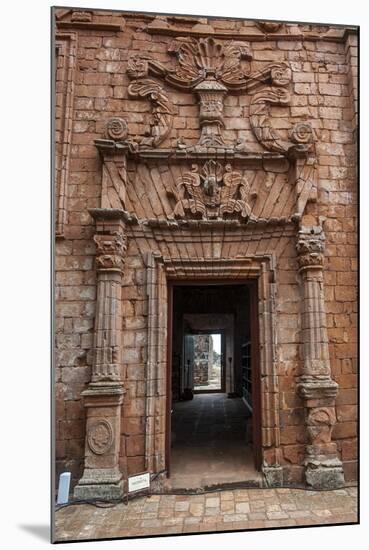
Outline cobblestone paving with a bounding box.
[54,486,358,542]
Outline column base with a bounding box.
[305,457,345,489]
[74,468,124,500]
[262,465,284,487]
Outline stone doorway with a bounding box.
[167,282,261,488]
[184,332,224,393]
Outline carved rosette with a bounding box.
[296,226,325,271]
[87,420,114,455]
[168,160,253,220]
[94,232,127,272]
[105,117,128,141]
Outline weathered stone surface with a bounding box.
[54,9,358,495]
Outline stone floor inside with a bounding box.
[168,393,261,490]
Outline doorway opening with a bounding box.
[184,332,224,393]
[167,281,261,489]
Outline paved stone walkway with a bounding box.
[54,486,357,542]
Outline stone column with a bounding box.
[74,209,127,500]
[296,226,345,489]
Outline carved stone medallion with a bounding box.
[87,420,113,455]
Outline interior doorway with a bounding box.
[184,332,224,393]
[166,281,261,489]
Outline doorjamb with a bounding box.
[145,253,279,479]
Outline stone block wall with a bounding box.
[54,8,358,489]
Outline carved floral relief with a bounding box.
[167,160,254,220]
[87,420,114,455]
[126,36,314,153]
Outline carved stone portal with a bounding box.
[167,160,255,220]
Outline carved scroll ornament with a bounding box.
[168,160,253,220]
[127,79,173,147]
[249,64,314,154]
[105,117,128,141]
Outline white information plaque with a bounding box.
[128,472,151,493]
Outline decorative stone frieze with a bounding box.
[127,37,312,152]
[296,226,345,489]
[167,160,254,220]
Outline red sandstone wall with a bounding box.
[54,9,358,485]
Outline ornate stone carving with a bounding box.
[249,65,315,155]
[127,79,173,147]
[296,224,345,489]
[166,37,253,89]
[71,10,92,22]
[256,21,282,33]
[87,420,114,455]
[168,160,253,220]
[290,122,313,145]
[127,38,314,154]
[306,407,335,445]
[194,78,227,146]
[94,232,127,272]
[296,226,325,270]
[105,117,128,141]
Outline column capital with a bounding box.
[89,208,130,274]
[296,225,325,272]
[93,232,127,273]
